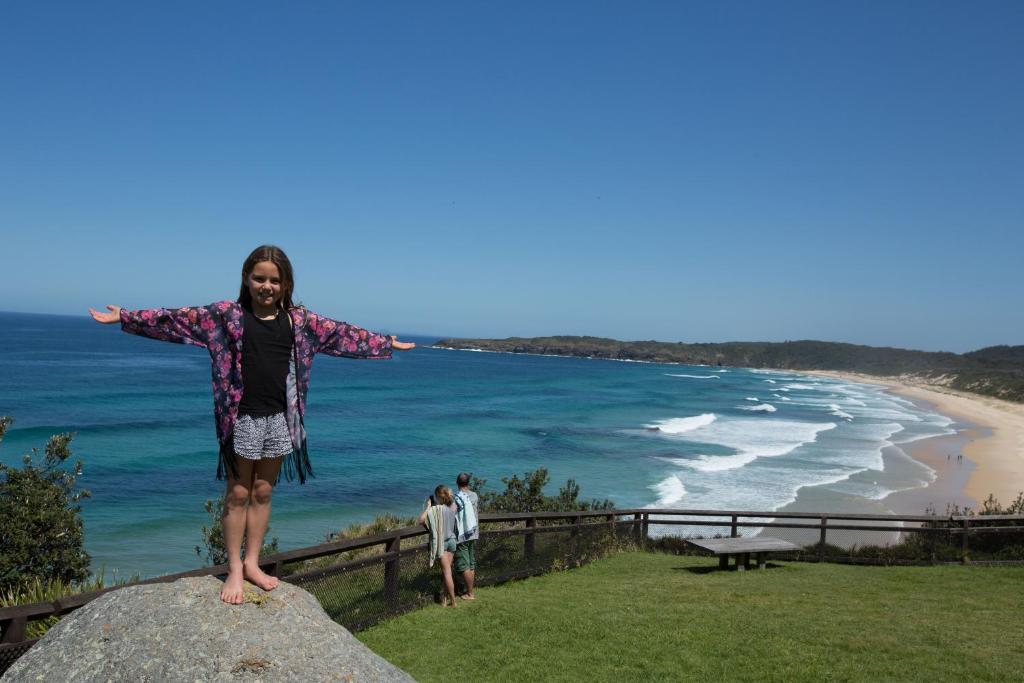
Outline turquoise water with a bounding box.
[0,312,956,577]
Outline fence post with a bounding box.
[1,616,27,644]
[384,532,401,612]
[730,515,738,538]
[633,512,642,545]
[960,517,970,564]
[570,514,581,539]
[524,517,536,566]
[818,515,828,562]
[641,512,649,542]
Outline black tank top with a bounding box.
[238,308,293,417]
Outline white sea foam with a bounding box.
[828,404,854,421]
[652,416,837,471]
[650,474,688,505]
[715,369,729,372]
[739,403,777,412]
[745,397,759,401]
[646,413,717,434]
[664,373,720,379]
[638,369,956,518]
[763,379,777,384]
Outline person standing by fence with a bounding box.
[454,472,480,600]
[419,485,459,607]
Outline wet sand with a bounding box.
[804,371,1024,509]
[757,371,1022,549]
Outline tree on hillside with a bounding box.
[472,467,614,513]
[0,417,91,592]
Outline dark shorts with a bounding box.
[454,539,477,572]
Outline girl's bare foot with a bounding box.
[221,569,246,604]
[460,593,476,600]
[243,563,280,591]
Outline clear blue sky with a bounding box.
[3,2,1021,352]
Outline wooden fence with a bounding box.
[2,508,1021,674]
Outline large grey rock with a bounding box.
[3,576,414,682]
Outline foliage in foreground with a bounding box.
[359,552,1024,682]
[471,467,614,514]
[194,497,280,566]
[0,417,91,593]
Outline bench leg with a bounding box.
[757,552,766,569]
[736,553,747,572]
[719,554,729,570]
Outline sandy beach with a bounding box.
[804,370,1024,511]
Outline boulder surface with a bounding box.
[3,576,414,682]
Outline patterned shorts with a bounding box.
[233,413,292,460]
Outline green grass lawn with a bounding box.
[358,552,1024,682]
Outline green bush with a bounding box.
[0,416,91,593]
[194,497,279,566]
[472,467,614,514]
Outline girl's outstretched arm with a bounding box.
[306,311,415,358]
[89,305,122,324]
[90,303,216,348]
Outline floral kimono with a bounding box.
[120,301,393,482]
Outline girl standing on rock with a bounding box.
[89,245,414,604]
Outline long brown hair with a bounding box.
[238,245,296,311]
[433,485,454,507]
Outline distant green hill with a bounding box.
[432,337,1024,402]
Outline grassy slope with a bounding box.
[359,552,1024,682]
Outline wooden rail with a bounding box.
[2,507,1021,671]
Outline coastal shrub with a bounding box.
[472,467,614,514]
[0,417,91,593]
[944,492,1024,559]
[286,513,422,574]
[325,513,419,544]
[194,497,279,566]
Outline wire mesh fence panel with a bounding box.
[1,640,38,677]
[646,515,737,540]
[289,560,389,629]
[395,546,442,610]
[530,528,573,569]
[475,531,527,582]
[650,522,752,557]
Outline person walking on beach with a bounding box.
[419,485,459,607]
[454,472,479,600]
[89,245,414,604]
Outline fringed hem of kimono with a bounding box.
[216,439,314,484]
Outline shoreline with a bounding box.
[801,370,1024,512]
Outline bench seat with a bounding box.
[685,537,801,570]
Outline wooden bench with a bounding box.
[686,537,801,571]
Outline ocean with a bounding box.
[0,312,956,577]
